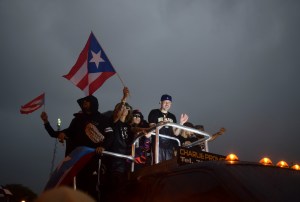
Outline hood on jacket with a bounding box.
[77,95,99,114]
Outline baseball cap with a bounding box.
[160,94,172,102]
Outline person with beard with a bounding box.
[61,95,113,201]
[148,94,189,162]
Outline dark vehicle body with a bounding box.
[112,156,300,202]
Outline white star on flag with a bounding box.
[89,50,105,68]
[63,32,116,95]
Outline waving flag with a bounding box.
[63,32,116,95]
[20,93,45,114]
[44,146,95,190]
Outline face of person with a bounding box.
[118,104,131,117]
[82,100,91,111]
[160,100,172,112]
[132,114,141,124]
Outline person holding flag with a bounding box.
[40,111,73,157]
[95,86,133,201]
[36,31,130,200]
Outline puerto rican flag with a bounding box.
[20,93,45,114]
[63,32,116,95]
[44,146,96,190]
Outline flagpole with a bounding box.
[43,92,46,112]
[115,72,131,98]
[116,72,126,87]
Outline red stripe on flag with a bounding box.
[88,72,116,95]
[76,74,89,90]
[63,37,91,80]
[20,93,45,114]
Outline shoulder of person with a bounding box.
[96,112,110,121]
[149,109,161,115]
[73,111,84,118]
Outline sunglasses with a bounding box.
[133,114,141,118]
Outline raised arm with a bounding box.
[113,87,130,123]
[173,113,189,136]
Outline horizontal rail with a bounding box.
[101,150,135,161]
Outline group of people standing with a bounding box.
[40,87,224,201]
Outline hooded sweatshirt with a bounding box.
[64,95,113,155]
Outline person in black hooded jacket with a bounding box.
[62,95,113,201]
[64,95,113,151]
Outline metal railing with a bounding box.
[94,122,213,173]
[152,122,211,164]
[73,123,213,190]
[130,122,212,169]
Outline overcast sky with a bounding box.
[1,0,300,194]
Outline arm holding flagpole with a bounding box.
[112,87,130,123]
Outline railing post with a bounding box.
[73,176,77,190]
[205,140,209,152]
[154,127,160,164]
[131,142,136,172]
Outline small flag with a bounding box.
[20,93,45,114]
[63,32,116,95]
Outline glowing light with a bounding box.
[225,153,239,161]
[291,164,300,170]
[57,118,61,126]
[259,157,273,166]
[276,161,289,168]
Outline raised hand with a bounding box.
[122,86,130,101]
[210,127,226,141]
[180,113,189,125]
[95,147,105,154]
[219,127,226,134]
[40,111,49,123]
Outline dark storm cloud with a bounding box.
[1,0,300,194]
